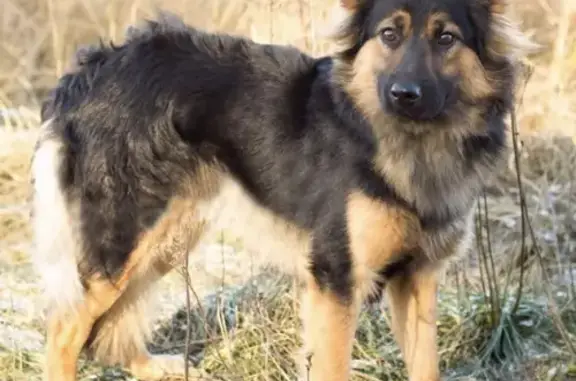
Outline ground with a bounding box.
[1,0,576,380]
[1,115,575,381]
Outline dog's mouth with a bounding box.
[384,95,450,123]
[388,101,446,122]
[380,84,455,123]
[378,80,452,123]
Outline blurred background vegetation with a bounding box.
[0,0,575,380]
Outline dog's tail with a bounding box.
[30,122,84,313]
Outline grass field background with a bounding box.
[1,0,576,380]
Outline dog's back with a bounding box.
[33,15,321,278]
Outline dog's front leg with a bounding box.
[299,272,361,381]
[385,263,441,381]
[296,190,418,381]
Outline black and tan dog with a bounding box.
[30,0,534,380]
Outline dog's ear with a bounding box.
[474,0,507,15]
[488,0,507,14]
[340,0,359,10]
[475,0,540,62]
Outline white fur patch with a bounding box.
[30,120,84,312]
[195,176,311,279]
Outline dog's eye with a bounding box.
[437,32,456,46]
[380,28,400,44]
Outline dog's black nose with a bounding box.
[389,82,422,106]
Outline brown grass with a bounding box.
[1,0,576,380]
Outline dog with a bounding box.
[29,0,534,380]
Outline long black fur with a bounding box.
[40,1,512,301]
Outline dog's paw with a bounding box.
[128,354,212,380]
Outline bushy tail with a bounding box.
[30,124,84,312]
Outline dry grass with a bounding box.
[1,0,576,380]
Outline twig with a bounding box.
[476,200,500,325]
[508,63,534,315]
[483,192,501,320]
[510,93,529,316]
[184,253,191,381]
[181,261,231,377]
[475,206,491,312]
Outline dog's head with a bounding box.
[330,0,536,126]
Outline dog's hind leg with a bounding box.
[39,196,208,381]
[86,257,210,381]
[31,128,214,380]
[42,274,131,381]
[83,195,211,381]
